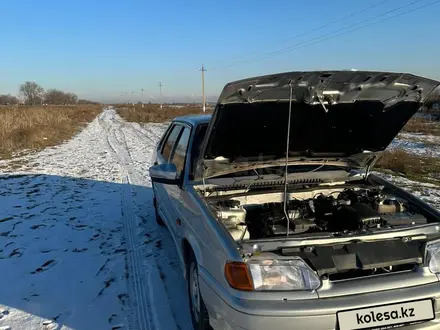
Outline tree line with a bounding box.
[0,81,97,105]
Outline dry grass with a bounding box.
[0,104,102,158]
[375,148,440,182]
[115,104,212,123]
[402,117,440,136]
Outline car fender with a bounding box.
[181,232,204,275]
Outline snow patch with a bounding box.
[389,133,440,157]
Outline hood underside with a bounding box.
[196,71,440,180]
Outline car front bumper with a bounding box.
[199,271,440,330]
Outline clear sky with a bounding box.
[1,0,439,102]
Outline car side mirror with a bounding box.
[149,163,180,185]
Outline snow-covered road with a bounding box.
[0,108,192,330]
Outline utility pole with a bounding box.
[199,64,207,113]
[158,82,163,109]
[141,88,144,107]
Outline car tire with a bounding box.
[152,196,165,227]
[188,252,211,330]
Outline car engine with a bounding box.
[213,186,428,241]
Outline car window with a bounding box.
[170,127,191,177]
[161,124,182,161]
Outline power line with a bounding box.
[265,0,439,61]
[158,82,163,109]
[199,65,207,113]
[217,0,421,69]
[258,0,421,59]
[215,0,438,70]
[228,0,391,62]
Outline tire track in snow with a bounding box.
[113,112,191,329]
[118,121,192,329]
[129,122,166,143]
[98,108,177,330]
[98,110,151,330]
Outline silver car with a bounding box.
[149,70,440,330]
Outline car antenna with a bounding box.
[284,80,294,237]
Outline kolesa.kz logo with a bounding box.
[356,308,415,324]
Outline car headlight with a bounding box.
[426,239,440,274]
[225,258,321,291]
[248,258,321,291]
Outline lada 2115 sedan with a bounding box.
[149,70,440,330]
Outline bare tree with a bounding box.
[44,89,78,105]
[67,93,78,104]
[20,81,44,105]
[44,89,62,104]
[0,94,19,105]
[44,89,64,104]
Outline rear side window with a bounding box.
[161,125,182,161]
[170,127,191,177]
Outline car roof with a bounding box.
[173,114,212,126]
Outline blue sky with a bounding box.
[1,0,439,102]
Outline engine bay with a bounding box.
[211,185,428,241]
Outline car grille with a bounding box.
[327,263,416,282]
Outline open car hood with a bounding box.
[195,71,440,180]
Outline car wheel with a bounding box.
[152,196,165,227]
[188,253,211,330]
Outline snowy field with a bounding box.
[384,130,440,208]
[0,108,191,330]
[0,107,440,330]
[377,130,440,209]
[390,132,440,158]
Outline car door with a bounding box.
[165,124,192,241]
[153,123,183,228]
